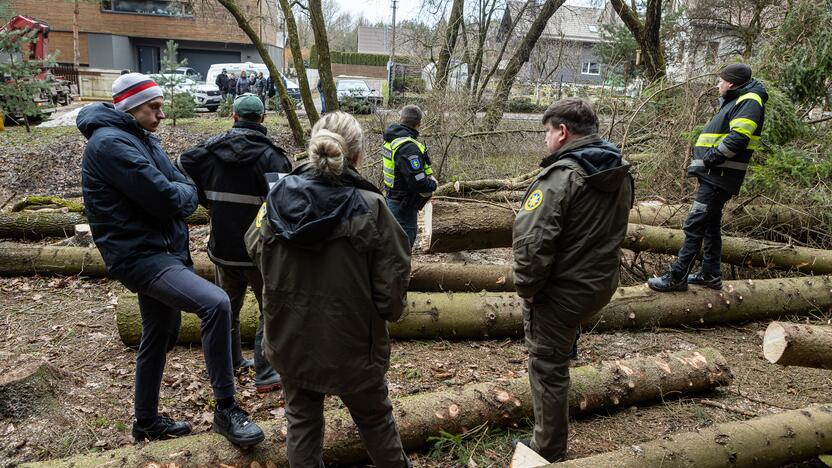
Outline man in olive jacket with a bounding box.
[512,98,633,461]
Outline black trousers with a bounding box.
[134,265,235,420]
[282,380,411,468]
[671,179,733,279]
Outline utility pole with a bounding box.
[387,0,397,105]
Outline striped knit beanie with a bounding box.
[112,73,163,112]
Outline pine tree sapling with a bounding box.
[156,40,195,126]
[0,28,57,132]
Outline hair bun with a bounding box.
[308,129,347,177]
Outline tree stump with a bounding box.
[0,353,67,419]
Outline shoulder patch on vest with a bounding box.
[408,155,422,170]
[524,189,544,211]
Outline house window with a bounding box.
[581,62,600,75]
[101,0,193,17]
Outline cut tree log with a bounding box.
[0,208,210,239]
[28,348,732,468]
[763,321,832,369]
[549,403,832,468]
[0,352,68,418]
[115,276,832,346]
[0,243,514,292]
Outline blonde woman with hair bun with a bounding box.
[245,111,412,467]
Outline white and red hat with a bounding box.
[112,73,163,112]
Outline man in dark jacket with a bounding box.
[76,73,264,447]
[512,98,633,461]
[382,105,437,248]
[177,94,291,394]
[236,70,252,96]
[215,68,229,101]
[649,64,767,292]
[227,73,238,101]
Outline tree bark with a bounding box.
[0,352,68,419]
[308,0,339,111]
[763,321,832,369]
[277,0,319,125]
[608,0,666,82]
[435,0,465,91]
[480,0,566,130]
[0,208,209,239]
[551,404,832,468]
[215,0,307,146]
[115,276,832,345]
[28,348,731,468]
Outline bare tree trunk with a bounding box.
[609,0,666,82]
[435,0,465,91]
[72,0,80,68]
[475,0,532,104]
[215,0,306,146]
[308,0,339,111]
[277,0,319,125]
[763,321,832,369]
[480,0,565,131]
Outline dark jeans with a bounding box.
[523,301,577,462]
[386,198,418,249]
[214,265,280,385]
[671,180,733,279]
[283,379,411,468]
[134,265,235,420]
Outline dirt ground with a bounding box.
[1,114,831,468]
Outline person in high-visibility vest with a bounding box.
[382,105,437,248]
[649,63,767,292]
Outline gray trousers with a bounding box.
[523,301,577,462]
[214,264,279,385]
[282,379,411,468]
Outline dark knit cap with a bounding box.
[720,63,752,86]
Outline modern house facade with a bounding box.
[9,0,283,79]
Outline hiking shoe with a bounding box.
[213,402,265,447]
[688,271,723,290]
[132,416,192,442]
[647,272,688,292]
[235,358,255,371]
[255,374,282,394]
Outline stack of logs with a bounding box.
[3,188,832,467]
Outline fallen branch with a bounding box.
[30,348,731,468]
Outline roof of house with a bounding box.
[504,2,615,43]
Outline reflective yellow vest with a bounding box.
[381,136,432,189]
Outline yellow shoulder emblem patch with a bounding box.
[255,202,267,228]
[524,189,544,211]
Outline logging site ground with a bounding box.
[1,104,832,468]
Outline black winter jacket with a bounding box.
[215,72,229,93]
[382,123,437,201]
[688,79,767,194]
[77,103,198,291]
[177,120,292,268]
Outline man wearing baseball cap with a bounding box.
[76,73,265,446]
[178,94,291,394]
[649,63,768,292]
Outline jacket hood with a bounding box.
[206,121,273,165]
[383,123,419,143]
[542,134,631,193]
[76,102,145,140]
[723,78,768,105]
[265,164,381,247]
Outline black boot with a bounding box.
[132,416,192,441]
[213,401,265,447]
[647,271,688,292]
[688,271,722,290]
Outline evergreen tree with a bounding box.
[156,40,194,126]
[0,28,56,132]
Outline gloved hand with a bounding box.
[703,148,726,168]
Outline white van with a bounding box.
[206,62,300,101]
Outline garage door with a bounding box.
[179,49,241,81]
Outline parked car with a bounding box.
[336,79,382,113]
[151,71,222,112]
[205,63,301,103]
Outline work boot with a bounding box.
[688,271,722,290]
[132,416,192,442]
[213,402,265,447]
[647,271,688,292]
[235,358,255,371]
[255,373,282,394]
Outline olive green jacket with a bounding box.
[512,135,633,327]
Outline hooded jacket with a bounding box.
[77,102,198,291]
[512,135,634,333]
[245,163,411,394]
[177,120,292,268]
[688,79,767,194]
[382,123,437,200]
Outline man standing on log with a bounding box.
[177,94,290,394]
[512,98,633,461]
[649,64,767,292]
[76,73,265,446]
[382,105,437,248]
